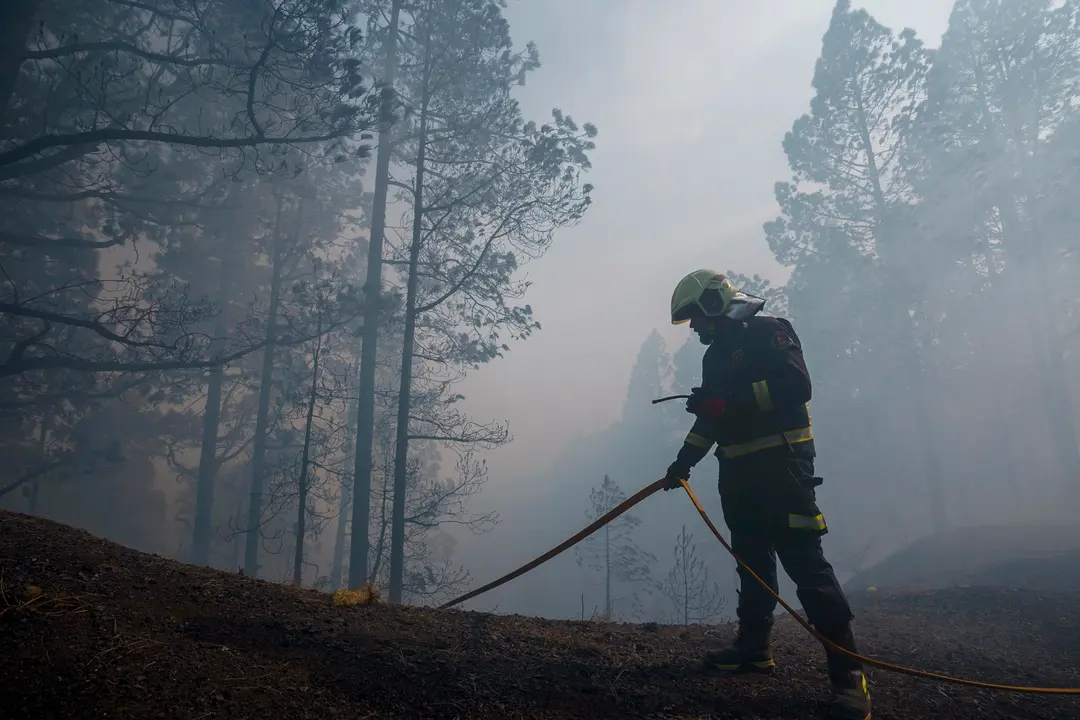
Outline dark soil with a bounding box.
[2,510,1079,720]
[846,524,1080,593]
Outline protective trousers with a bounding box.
[717,447,861,682]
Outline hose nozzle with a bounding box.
[651,394,691,405]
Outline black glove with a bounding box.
[663,460,690,491]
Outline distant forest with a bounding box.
[4,0,1080,624]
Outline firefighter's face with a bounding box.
[689,314,717,345]
[690,313,737,345]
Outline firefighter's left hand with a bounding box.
[662,461,689,491]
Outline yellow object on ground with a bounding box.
[332,585,381,607]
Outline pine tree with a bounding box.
[574,475,655,620]
[657,525,726,625]
[764,0,948,532]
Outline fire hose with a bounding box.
[439,393,1080,695]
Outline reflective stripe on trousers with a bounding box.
[788,512,826,531]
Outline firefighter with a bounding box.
[662,269,871,720]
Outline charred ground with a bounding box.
[1,510,1078,720]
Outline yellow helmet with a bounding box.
[670,269,765,325]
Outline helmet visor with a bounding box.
[723,292,766,320]
[671,302,700,324]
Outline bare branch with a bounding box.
[0,127,358,170]
[0,457,71,500]
[0,231,125,250]
[22,41,234,68]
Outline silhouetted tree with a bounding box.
[764,0,946,532]
[575,474,654,620]
[657,525,726,625]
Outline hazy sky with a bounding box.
[454,1,954,492]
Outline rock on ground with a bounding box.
[1,510,1079,719]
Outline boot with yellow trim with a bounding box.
[702,619,775,674]
[828,670,871,720]
[824,625,872,720]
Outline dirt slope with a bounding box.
[2,510,1079,720]
[846,524,1080,593]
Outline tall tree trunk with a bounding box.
[1038,318,1079,489]
[604,523,611,620]
[681,528,689,625]
[293,307,325,587]
[191,229,237,566]
[330,354,360,590]
[0,0,40,124]
[1026,248,1080,488]
[979,248,1022,505]
[904,349,948,532]
[27,414,50,513]
[977,72,1079,498]
[231,495,243,571]
[388,16,433,604]
[871,245,948,533]
[244,198,289,575]
[369,467,393,583]
[855,95,948,533]
[349,0,403,590]
[1024,192,1080,494]
[998,194,1080,490]
[1019,76,1080,496]
[191,323,226,566]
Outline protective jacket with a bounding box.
[673,315,815,470]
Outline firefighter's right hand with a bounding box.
[687,386,729,420]
[662,461,689,491]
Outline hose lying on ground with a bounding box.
[439,477,1080,696]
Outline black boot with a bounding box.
[829,670,871,720]
[823,626,871,720]
[702,644,775,673]
[703,621,775,674]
